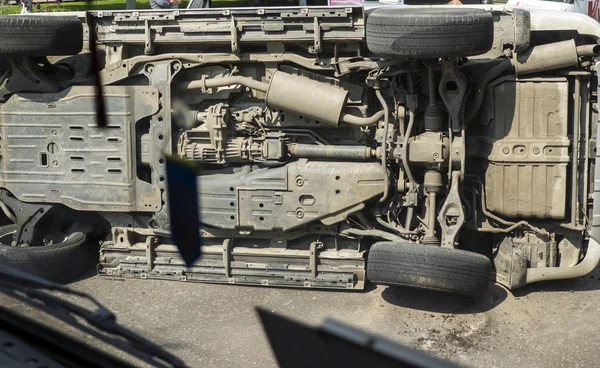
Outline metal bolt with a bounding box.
[51,130,58,136]
[432,152,440,159]
[502,147,510,154]
[47,142,58,153]
[296,209,304,219]
[52,160,58,166]
[295,176,305,187]
[173,63,181,71]
[146,65,154,74]
[533,147,540,155]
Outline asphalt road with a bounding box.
[35,265,598,368]
[3,265,600,367]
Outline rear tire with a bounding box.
[0,16,83,56]
[366,8,494,58]
[367,241,491,297]
[0,225,89,283]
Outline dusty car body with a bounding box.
[0,5,599,296]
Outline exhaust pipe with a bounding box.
[513,39,600,76]
[576,44,600,57]
[178,71,385,127]
[525,237,600,285]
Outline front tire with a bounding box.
[367,241,491,297]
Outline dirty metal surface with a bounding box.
[0,86,160,212]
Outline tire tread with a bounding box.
[0,16,83,56]
[366,8,494,58]
[367,242,491,297]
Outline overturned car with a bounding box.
[0,6,598,296]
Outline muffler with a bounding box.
[265,71,349,126]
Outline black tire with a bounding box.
[367,242,491,296]
[366,8,494,58]
[0,225,89,283]
[0,16,83,56]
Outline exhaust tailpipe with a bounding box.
[512,40,599,76]
[525,237,600,285]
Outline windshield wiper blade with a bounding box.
[0,265,188,368]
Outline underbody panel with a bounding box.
[0,6,598,293]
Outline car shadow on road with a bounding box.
[379,282,507,314]
[380,266,600,312]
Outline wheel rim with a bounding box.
[0,227,69,247]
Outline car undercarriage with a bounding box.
[0,6,599,296]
